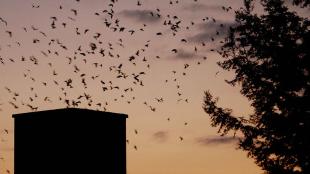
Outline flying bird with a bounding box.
[5,31,12,37]
[4,129,9,134]
[171,49,177,53]
[71,9,78,16]
[0,17,7,26]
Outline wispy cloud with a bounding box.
[175,49,196,59]
[187,21,236,43]
[152,131,168,142]
[119,10,161,23]
[196,136,239,146]
[169,48,207,60]
[182,3,222,11]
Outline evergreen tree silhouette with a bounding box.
[203,0,310,173]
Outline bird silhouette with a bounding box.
[5,31,12,37]
[0,17,7,26]
[71,9,78,16]
[171,49,177,53]
[4,129,8,134]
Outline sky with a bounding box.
[0,0,263,174]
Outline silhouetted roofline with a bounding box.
[12,108,128,119]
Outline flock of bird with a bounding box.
[0,0,234,173]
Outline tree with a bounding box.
[203,0,310,174]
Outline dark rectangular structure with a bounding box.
[13,108,127,174]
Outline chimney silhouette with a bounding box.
[13,108,127,174]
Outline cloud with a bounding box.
[119,10,161,23]
[182,3,222,11]
[152,131,168,142]
[196,136,239,146]
[187,21,236,43]
[175,49,196,59]
[188,32,215,43]
[169,48,208,60]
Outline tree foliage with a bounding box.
[293,0,310,7]
[203,0,310,173]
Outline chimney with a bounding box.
[13,108,127,174]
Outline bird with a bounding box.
[9,102,18,109]
[5,31,12,37]
[0,17,7,26]
[171,49,177,53]
[137,0,141,6]
[184,64,189,69]
[155,97,164,102]
[128,30,135,35]
[4,129,8,134]
[181,39,187,43]
[71,9,78,16]
[32,4,40,8]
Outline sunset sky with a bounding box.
[0,0,263,173]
